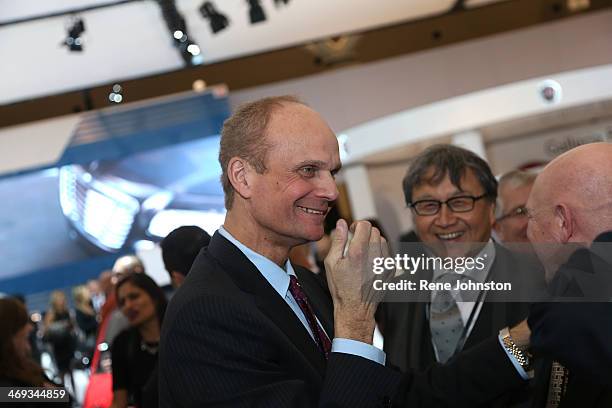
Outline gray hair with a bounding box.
[496,170,537,217]
[402,144,498,205]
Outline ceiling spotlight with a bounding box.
[248,0,266,24]
[173,30,186,41]
[109,83,123,104]
[63,17,85,52]
[108,93,123,103]
[179,40,203,66]
[199,2,229,34]
[187,43,200,55]
[158,0,203,66]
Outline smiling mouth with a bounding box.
[436,231,464,240]
[296,205,326,215]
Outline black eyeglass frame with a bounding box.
[409,193,490,216]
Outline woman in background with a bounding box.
[43,291,76,389]
[110,273,166,408]
[0,297,69,407]
[72,285,98,365]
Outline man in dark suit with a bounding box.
[161,225,211,289]
[159,97,532,407]
[378,145,543,406]
[525,142,612,407]
[159,96,401,407]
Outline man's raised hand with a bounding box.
[325,219,391,344]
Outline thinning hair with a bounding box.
[499,170,537,191]
[496,170,537,217]
[112,255,144,275]
[219,95,306,209]
[402,144,498,205]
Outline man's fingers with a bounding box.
[351,220,372,247]
[380,237,394,282]
[368,226,382,261]
[369,226,381,244]
[381,236,390,259]
[327,219,348,262]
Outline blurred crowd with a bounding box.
[0,225,210,407]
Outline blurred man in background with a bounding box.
[379,144,541,406]
[494,170,536,247]
[160,225,211,289]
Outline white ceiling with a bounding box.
[0,0,510,105]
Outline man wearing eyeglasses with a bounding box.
[494,170,537,247]
[379,144,542,407]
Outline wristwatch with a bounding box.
[500,327,532,374]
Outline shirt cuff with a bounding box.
[331,338,386,365]
[498,334,529,380]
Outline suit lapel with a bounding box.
[207,232,327,376]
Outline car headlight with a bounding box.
[148,209,226,238]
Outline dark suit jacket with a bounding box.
[380,244,541,370]
[528,231,612,407]
[159,231,400,407]
[159,232,527,407]
[379,243,544,406]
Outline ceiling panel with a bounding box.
[0,0,471,104]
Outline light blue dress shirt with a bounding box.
[218,227,385,365]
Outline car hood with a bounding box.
[82,136,224,197]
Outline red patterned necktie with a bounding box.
[288,275,332,358]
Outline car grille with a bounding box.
[59,166,139,251]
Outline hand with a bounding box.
[508,319,530,349]
[325,219,391,344]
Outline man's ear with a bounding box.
[554,204,574,243]
[227,157,253,200]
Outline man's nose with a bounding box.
[435,203,457,227]
[316,171,339,202]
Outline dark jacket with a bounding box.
[379,243,545,407]
[159,232,527,407]
[529,231,612,407]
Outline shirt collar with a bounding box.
[218,226,295,298]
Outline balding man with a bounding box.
[494,170,537,246]
[329,143,611,406]
[524,143,612,406]
[160,97,534,407]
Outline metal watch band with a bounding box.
[500,327,531,371]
